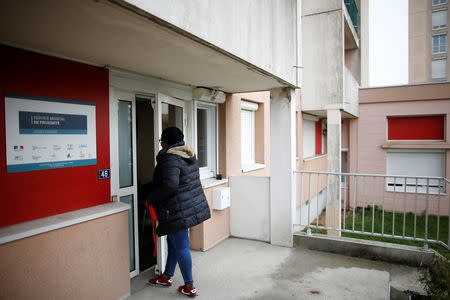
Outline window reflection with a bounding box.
[197,108,208,167]
[162,102,183,131]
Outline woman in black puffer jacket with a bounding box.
[147,127,210,297]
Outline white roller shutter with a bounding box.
[241,101,258,166]
[386,149,445,193]
[303,119,316,159]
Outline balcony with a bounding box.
[344,66,360,117]
[344,0,359,50]
[345,0,359,34]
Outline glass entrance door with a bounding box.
[110,90,139,278]
[110,90,186,278]
[153,93,186,275]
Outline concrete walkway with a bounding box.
[128,238,424,300]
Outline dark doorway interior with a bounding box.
[136,97,156,272]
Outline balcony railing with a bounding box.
[294,171,449,250]
[344,0,359,34]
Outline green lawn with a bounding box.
[304,206,449,258]
[341,206,449,258]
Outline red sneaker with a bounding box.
[178,285,197,297]
[148,275,173,287]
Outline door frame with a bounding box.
[110,88,140,278]
[153,92,187,275]
[109,69,194,278]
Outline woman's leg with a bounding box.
[171,229,193,285]
[163,234,177,277]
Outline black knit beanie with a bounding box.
[161,127,184,146]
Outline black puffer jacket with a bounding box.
[147,141,211,236]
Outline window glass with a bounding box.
[433,0,447,6]
[196,103,217,179]
[161,102,183,131]
[431,58,447,78]
[321,122,327,155]
[241,109,255,166]
[118,100,133,188]
[432,10,447,30]
[432,34,447,54]
[341,150,348,183]
[197,108,208,168]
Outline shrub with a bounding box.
[419,255,450,299]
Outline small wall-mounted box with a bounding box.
[212,187,230,210]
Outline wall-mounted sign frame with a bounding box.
[5,93,97,173]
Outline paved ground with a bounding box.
[127,237,424,300]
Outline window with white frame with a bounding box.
[303,114,326,159]
[432,9,447,30]
[432,34,447,54]
[432,57,447,78]
[303,118,316,159]
[321,122,327,154]
[241,100,258,168]
[433,0,447,6]
[341,149,348,184]
[386,149,445,194]
[195,102,217,180]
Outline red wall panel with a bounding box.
[0,45,110,227]
[315,120,322,155]
[387,116,445,140]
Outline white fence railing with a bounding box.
[294,171,449,250]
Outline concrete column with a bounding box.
[325,104,342,236]
[270,88,296,247]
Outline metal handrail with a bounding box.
[294,170,447,181]
[295,171,449,250]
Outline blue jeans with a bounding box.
[163,229,193,285]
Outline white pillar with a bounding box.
[270,88,296,247]
[325,104,342,236]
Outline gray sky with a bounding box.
[369,0,409,86]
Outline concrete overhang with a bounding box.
[0,0,294,93]
[302,110,357,119]
[343,5,359,50]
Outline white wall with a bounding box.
[270,88,296,247]
[124,0,297,87]
[295,187,328,229]
[344,67,360,117]
[302,0,344,111]
[230,176,270,242]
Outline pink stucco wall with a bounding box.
[295,89,328,207]
[223,92,271,177]
[0,211,130,300]
[191,91,271,251]
[190,182,229,251]
[350,85,450,215]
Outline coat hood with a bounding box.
[156,141,197,163]
[167,145,195,159]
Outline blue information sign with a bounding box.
[19,111,87,134]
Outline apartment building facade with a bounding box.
[0,1,300,299]
[297,0,361,230]
[348,0,450,218]
[410,0,449,82]
[0,0,400,299]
